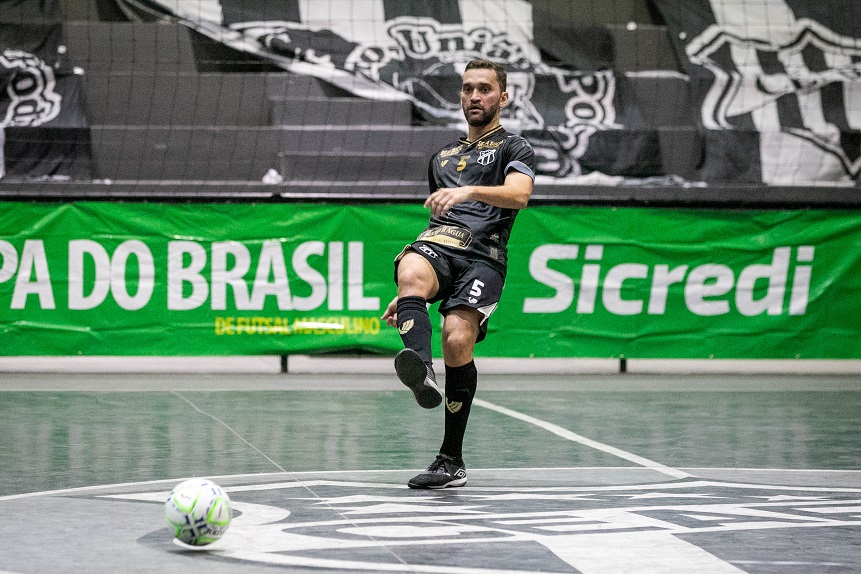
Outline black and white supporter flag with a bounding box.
[0,0,92,180]
[654,0,861,185]
[116,0,860,186]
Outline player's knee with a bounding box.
[442,325,476,354]
[399,266,424,283]
[397,257,435,296]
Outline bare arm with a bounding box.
[424,170,533,218]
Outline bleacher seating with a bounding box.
[42,0,698,187]
[60,19,461,185]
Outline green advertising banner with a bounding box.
[1,202,859,358]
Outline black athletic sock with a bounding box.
[396,296,433,365]
[440,361,477,462]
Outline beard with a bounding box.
[464,104,498,127]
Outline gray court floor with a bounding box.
[1,370,860,573]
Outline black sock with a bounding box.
[396,296,433,365]
[440,361,477,462]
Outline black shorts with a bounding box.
[394,241,505,343]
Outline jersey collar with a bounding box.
[459,124,504,146]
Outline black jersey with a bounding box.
[419,125,535,272]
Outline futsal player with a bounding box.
[381,59,536,489]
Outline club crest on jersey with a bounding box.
[476,149,496,165]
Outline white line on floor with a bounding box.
[474,398,693,480]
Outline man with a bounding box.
[381,59,536,489]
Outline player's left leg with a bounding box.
[439,307,481,462]
[408,307,479,489]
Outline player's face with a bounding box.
[460,68,508,128]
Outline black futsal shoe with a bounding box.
[394,348,442,409]
[408,454,468,489]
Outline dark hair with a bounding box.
[464,59,507,92]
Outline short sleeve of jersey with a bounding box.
[503,136,536,180]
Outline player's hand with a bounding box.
[425,186,471,217]
[381,296,398,328]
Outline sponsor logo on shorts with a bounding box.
[418,244,438,259]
